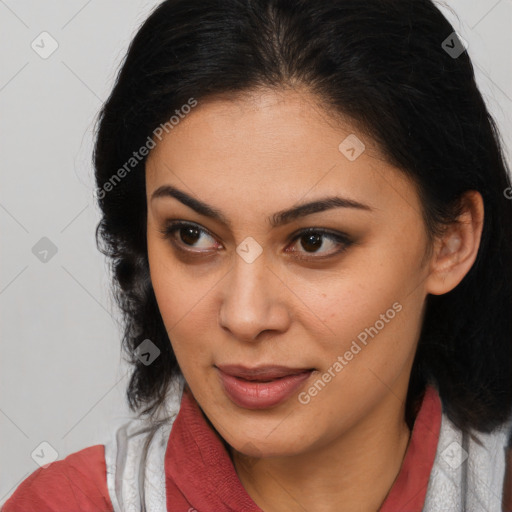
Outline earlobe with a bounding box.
[425,190,484,296]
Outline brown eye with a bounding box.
[300,233,324,252]
[286,228,352,259]
[159,221,220,251]
[159,222,352,260]
[178,225,201,246]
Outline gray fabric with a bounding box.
[423,410,512,512]
[105,374,185,512]
[105,379,512,511]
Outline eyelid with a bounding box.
[285,227,352,259]
[158,220,220,251]
[287,226,351,243]
[159,220,352,258]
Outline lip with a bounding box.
[215,364,314,409]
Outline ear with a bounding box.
[425,190,484,296]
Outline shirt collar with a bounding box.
[165,383,442,511]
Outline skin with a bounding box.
[145,87,484,512]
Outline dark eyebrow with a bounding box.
[151,185,373,229]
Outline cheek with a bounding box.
[147,242,220,367]
[288,249,423,391]
[148,230,201,315]
[147,222,424,376]
[147,240,190,339]
[286,254,413,346]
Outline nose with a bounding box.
[218,250,291,343]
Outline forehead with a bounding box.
[148,88,374,159]
[145,88,418,219]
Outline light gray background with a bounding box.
[1,0,511,504]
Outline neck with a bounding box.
[231,390,413,512]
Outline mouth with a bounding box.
[215,364,315,409]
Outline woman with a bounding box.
[4,0,512,510]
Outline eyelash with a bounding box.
[158,221,353,261]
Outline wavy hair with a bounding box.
[93,0,512,435]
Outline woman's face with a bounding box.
[145,88,432,458]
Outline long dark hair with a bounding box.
[93,0,512,434]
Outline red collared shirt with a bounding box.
[2,385,442,511]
